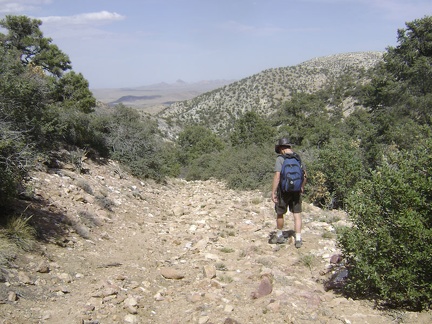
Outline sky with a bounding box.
[0,0,431,89]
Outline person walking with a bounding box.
[271,137,307,248]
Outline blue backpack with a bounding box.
[279,154,304,193]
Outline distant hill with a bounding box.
[157,52,383,138]
[91,79,236,114]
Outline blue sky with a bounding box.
[1,0,431,88]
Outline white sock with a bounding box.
[295,233,301,241]
[277,230,283,236]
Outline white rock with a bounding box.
[124,314,138,323]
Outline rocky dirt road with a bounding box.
[1,158,431,324]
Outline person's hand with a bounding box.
[272,192,278,203]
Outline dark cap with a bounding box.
[275,137,294,153]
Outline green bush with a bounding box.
[338,138,432,310]
[104,104,165,181]
[177,125,225,164]
[312,138,366,209]
[185,145,274,191]
[230,111,276,147]
[0,123,33,211]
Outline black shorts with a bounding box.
[275,190,302,215]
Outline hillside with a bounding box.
[1,158,431,323]
[157,52,383,138]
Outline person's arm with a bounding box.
[301,169,307,193]
[272,171,280,203]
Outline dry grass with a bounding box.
[1,215,36,252]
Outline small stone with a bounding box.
[100,286,119,297]
[330,254,342,264]
[59,286,70,293]
[172,206,184,216]
[8,291,18,302]
[82,304,95,312]
[58,273,73,283]
[266,299,281,312]
[126,305,138,314]
[160,267,184,279]
[251,275,273,299]
[187,293,202,303]
[18,271,32,285]
[124,297,138,308]
[36,262,50,273]
[154,292,165,301]
[203,265,216,279]
[124,314,138,323]
[194,238,208,251]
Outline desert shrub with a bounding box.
[0,46,51,137]
[306,170,332,208]
[96,196,116,212]
[37,103,108,155]
[230,111,276,147]
[338,138,432,310]
[78,210,101,227]
[185,144,274,191]
[177,125,225,164]
[158,141,181,177]
[76,178,93,195]
[104,104,165,181]
[313,138,366,209]
[273,91,335,147]
[51,71,95,113]
[0,122,34,211]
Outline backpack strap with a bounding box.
[281,153,302,166]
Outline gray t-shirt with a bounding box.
[274,153,305,172]
[274,155,285,172]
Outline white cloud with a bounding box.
[0,0,51,14]
[40,11,125,26]
[37,10,126,41]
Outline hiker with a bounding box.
[271,137,307,248]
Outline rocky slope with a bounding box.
[157,52,383,138]
[1,157,431,324]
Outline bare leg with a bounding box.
[276,214,284,230]
[293,212,302,248]
[293,212,302,234]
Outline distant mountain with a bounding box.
[157,52,383,138]
[91,79,236,114]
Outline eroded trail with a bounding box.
[1,160,430,324]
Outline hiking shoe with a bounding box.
[276,234,286,244]
[269,232,286,244]
[295,239,302,248]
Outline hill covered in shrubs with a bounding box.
[157,51,383,138]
